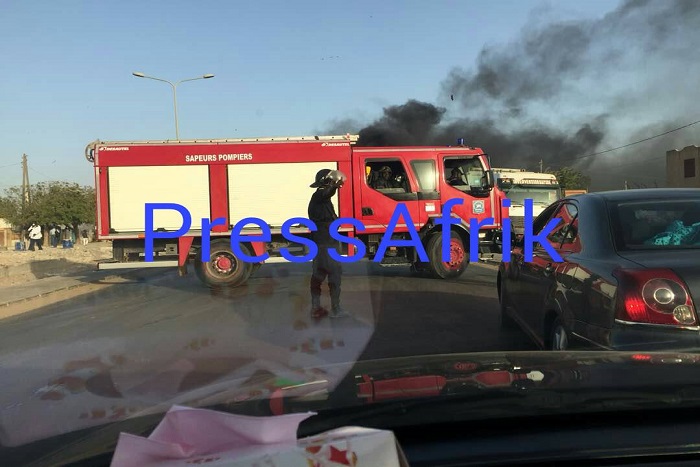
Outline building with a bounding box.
[667,145,700,188]
[0,218,20,250]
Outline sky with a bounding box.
[1,0,697,192]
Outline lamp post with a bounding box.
[132,72,214,140]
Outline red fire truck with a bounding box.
[85,134,505,287]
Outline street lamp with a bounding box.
[132,72,215,140]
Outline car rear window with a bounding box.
[609,198,700,250]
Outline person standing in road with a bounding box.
[308,169,349,319]
[28,223,43,251]
[81,228,89,246]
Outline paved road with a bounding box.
[0,260,535,450]
[0,260,533,357]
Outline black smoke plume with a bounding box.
[336,0,700,190]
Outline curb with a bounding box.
[0,268,168,309]
[0,263,97,282]
[0,281,101,309]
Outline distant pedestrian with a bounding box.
[64,225,74,244]
[49,225,59,248]
[81,229,89,246]
[28,223,43,251]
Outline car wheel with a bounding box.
[499,278,517,329]
[549,317,569,351]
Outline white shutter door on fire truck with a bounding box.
[227,162,338,227]
[108,166,211,232]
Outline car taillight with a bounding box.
[613,269,697,326]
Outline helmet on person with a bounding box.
[310,169,347,187]
[310,169,333,187]
[326,169,347,185]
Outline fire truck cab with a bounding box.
[86,134,502,288]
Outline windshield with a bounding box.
[611,199,700,250]
[2,1,700,465]
[499,186,561,205]
[444,156,488,192]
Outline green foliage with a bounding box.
[0,181,95,228]
[550,167,591,190]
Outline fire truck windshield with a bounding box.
[500,185,561,205]
[444,156,487,192]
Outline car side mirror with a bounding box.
[484,170,495,189]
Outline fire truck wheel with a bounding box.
[426,230,469,279]
[194,240,253,288]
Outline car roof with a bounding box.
[568,188,700,202]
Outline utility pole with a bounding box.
[21,154,30,207]
[19,154,30,248]
[624,180,629,190]
[539,159,543,173]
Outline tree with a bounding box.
[550,166,591,190]
[0,181,95,229]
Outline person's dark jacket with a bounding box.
[308,184,339,246]
[373,177,396,189]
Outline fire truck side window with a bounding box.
[366,160,410,194]
[410,160,437,192]
[444,157,486,192]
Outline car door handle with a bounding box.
[362,207,373,216]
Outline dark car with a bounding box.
[498,188,700,351]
